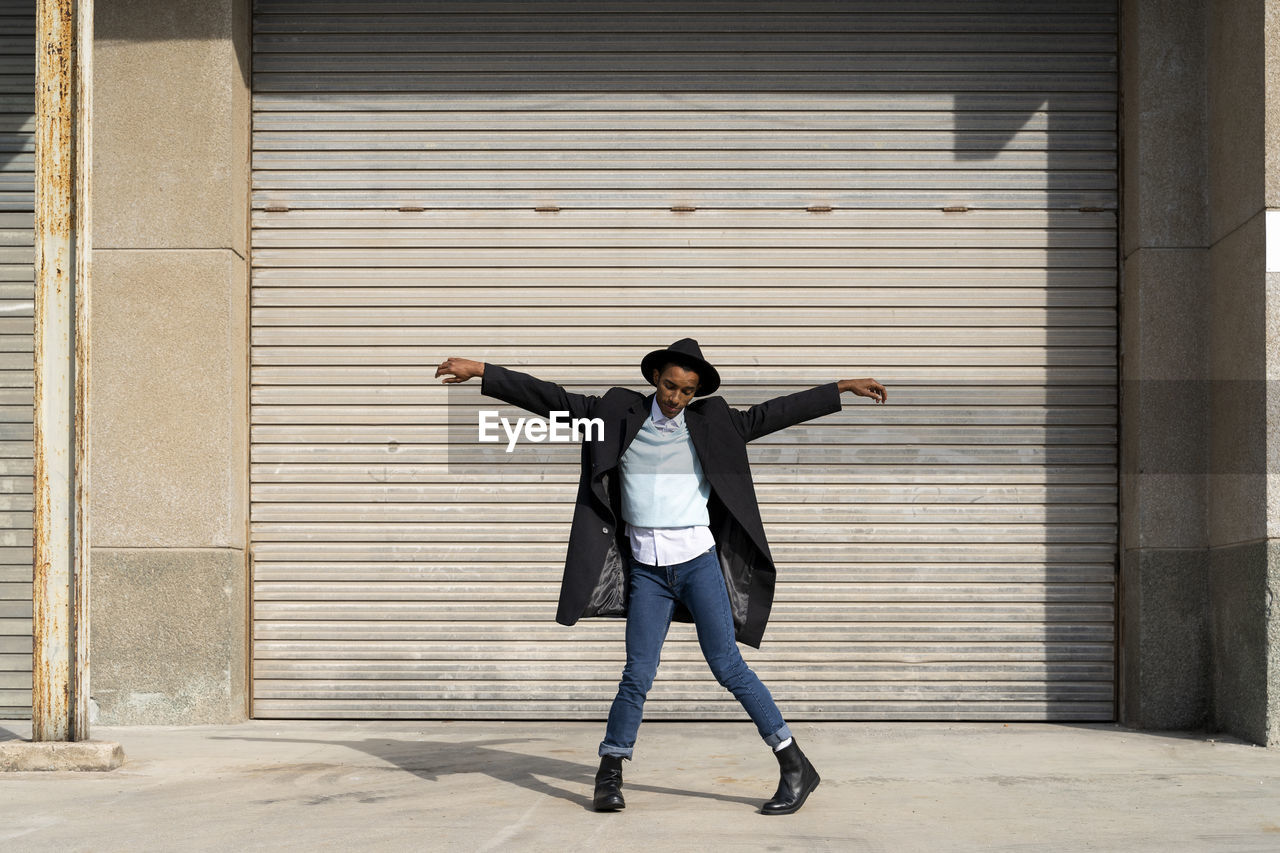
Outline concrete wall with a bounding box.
[1120,0,1280,746]
[88,0,250,724]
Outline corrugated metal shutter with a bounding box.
[0,0,35,719]
[250,1,1118,720]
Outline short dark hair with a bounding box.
[656,359,702,385]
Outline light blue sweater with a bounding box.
[619,415,711,528]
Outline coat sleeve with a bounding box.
[480,363,604,420]
[729,382,843,443]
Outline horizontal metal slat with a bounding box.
[248,541,1119,563]
[256,371,1120,391]
[0,693,32,715]
[251,225,1118,250]
[257,1,1118,15]
[253,638,1116,662]
[252,208,1117,230]
[0,669,30,688]
[253,105,1117,131]
[253,579,1116,603]
[254,31,1117,54]
[259,0,1118,11]
[252,168,1117,190]
[251,343,1118,368]
[252,599,1115,620]
[252,563,1116,585]
[0,246,33,264]
[0,602,32,620]
[253,53,1117,76]
[255,130,1117,156]
[246,401,1121,424]
[251,424,1118,447]
[250,679,1115,701]
[0,634,31,653]
[253,660,1114,682]
[249,463,1116,485]
[250,248,1119,268]
[248,269,1119,293]
[248,523,1119,546]
[251,481,1118,505]
[252,618,1114,643]
[252,189,1117,210]
[252,305,1118,326]
[257,6,1116,32]
[265,380,1121,401]
[254,70,1116,94]
[251,502,1117,526]
[252,287,1118,312]
[246,699,1114,721]
[249,447,1118,468]
[251,404,1120,427]
[0,589,27,611]
[252,327,1119,349]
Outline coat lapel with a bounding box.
[619,392,653,459]
[683,404,720,489]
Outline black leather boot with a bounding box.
[761,739,820,815]
[593,755,626,812]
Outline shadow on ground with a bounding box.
[212,734,764,812]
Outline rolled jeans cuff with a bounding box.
[763,723,793,748]
[599,743,633,759]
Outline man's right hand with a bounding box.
[435,357,485,383]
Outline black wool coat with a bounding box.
[480,363,843,648]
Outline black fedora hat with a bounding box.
[640,338,720,396]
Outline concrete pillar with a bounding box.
[1204,0,1280,746]
[87,0,250,724]
[1122,0,1280,746]
[1118,0,1213,731]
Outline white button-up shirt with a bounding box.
[625,398,716,566]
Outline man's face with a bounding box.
[651,364,700,418]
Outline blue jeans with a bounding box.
[598,545,792,758]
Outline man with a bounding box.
[436,339,887,815]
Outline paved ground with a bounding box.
[1,720,1279,851]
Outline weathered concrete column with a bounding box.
[1118,0,1213,731]
[1203,0,1280,746]
[88,0,250,724]
[1121,0,1280,747]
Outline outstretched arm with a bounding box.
[435,357,601,420]
[732,375,888,442]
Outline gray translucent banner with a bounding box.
[444,376,1280,476]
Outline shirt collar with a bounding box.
[649,396,686,429]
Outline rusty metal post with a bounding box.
[33,0,92,742]
[72,0,94,742]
